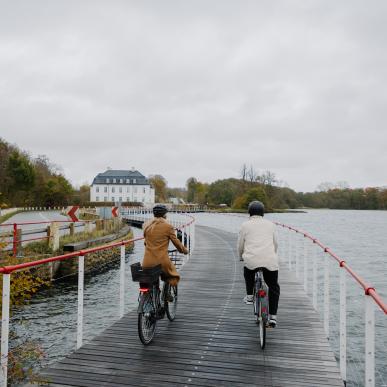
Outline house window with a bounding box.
[96,187,99,193]
[143,187,146,193]
[119,187,122,193]
[104,196,108,201]
[104,186,108,193]
[127,197,130,201]
[127,187,130,192]
[106,178,109,183]
[119,197,122,202]
[112,187,115,193]
[113,178,116,183]
[120,179,123,183]
[96,196,99,201]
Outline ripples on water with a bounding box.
[11,211,387,386]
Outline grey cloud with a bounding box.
[0,0,386,191]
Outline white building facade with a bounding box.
[90,169,155,205]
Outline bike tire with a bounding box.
[165,284,178,321]
[258,310,266,350]
[138,292,157,345]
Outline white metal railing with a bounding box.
[276,223,387,387]
[0,211,195,387]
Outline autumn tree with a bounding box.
[233,187,268,210]
[186,177,198,203]
[149,174,167,202]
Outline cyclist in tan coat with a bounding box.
[142,204,189,286]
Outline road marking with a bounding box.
[39,212,50,222]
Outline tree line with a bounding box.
[183,164,387,210]
[0,138,88,207]
[1,138,386,210]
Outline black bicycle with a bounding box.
[253,268,269,349]
[131,250,179,345]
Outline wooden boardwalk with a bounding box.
[42,226,343,386]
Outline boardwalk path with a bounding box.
[43,226,343,386]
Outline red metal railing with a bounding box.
[0,236,144,274]
[275,222,387,315]
[0,213,195,386]
[0,220,93,256]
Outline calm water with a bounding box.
[11,210,387,386]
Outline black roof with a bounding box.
[92,170,150,185]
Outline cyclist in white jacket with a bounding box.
[237,201,280,327]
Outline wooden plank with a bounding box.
[41,225,344,386]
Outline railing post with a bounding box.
[339,268,347,383]
[191,221,195,252]
[119,244,125,318]
[312,244,317,311]
[324,257,330,338]
[77,254,85,350]
[288,229,292,270]
[303,237,308,292]
[1,273,10,387]
[365,295,375,387]
[295,233,300,279]
[12,223,17,257]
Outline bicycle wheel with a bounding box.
[138,291,157,345]
[165,284,178,321]
[258,300,266,350]
[253,286,259,323]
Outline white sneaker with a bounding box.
[243,295,253,304]
[268,315,277,328]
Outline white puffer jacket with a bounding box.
[237,216,279,271]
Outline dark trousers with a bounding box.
[244,267,280,315]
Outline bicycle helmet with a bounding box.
[153,204,168,217]
[248,200,264,216]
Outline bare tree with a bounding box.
[240,163,248,181]
[261,170,277,186]
[247,164,257,183]
[336,181,350,190]
[316,182,334,192]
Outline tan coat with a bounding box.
[142,217,188,286]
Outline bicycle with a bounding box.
[131,250,179,345]
[253,268,270,349]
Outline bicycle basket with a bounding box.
[131,262,162,283]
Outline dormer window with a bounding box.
[106,178,110,183]
[120,179,123,183]
[133,179,136,184]
[113,178,116,183]
[126,179,129,183]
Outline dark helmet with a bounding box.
[248,200,265,216]
[153,204,168,217]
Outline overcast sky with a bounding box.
[1,1,386,192]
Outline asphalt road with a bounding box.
[0,210,86,251]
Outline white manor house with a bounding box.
[90,169,155,204]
